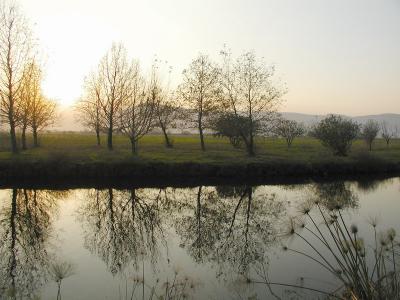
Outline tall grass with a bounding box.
[257,200,400,299]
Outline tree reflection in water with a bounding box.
[310,181,359,210]
[78,188,168,276]
[0,189,63,299]
[0,179,394,299]
[77,186,287,297]
[174,186,286,277]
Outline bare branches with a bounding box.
[95,43,136,150]
[219,50,285,155]
[362,120,380,151]
[381,121,398,147]
[178,54,220,151]
[152,61,179,148]
[29,94,57,147]
[0,0,33,153]
[75,71,104,145]
[273,118,305,148]
[118,62,156,154]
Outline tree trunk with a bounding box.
[369,142,372,151]
[196,186,202,259]
[9,117,18,154]
[247,131,255,156]
[130,138,137,154]
[10,189,17,290]
[33,127,38,147]
[96,127,101,146]
[107,127,113,150]
[161,125,172,148]
[21,124,27,150]
[198,118,205,151]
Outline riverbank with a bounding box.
[0,133,399,186]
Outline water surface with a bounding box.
[0,177,399,299]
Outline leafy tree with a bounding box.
[311,114,359,156]
[362,119,380,151]
[211,113,260,148]
[273,118,305,148]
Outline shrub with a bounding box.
[311,115,359,156]
[210,114,261,148]
[362,120,380,151]
[273,118,305,148]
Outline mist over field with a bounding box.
[51,107,400,132]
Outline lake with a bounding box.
[0,177,399,299]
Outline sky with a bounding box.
[18,0,400,115]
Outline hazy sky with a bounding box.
[19,0,400,115]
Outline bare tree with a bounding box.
[219,49,284,156]
[0,1,33,153]
[274,118,305,148]
[380,121,397,147]
[76,72,103,146]
[362,119,380,151]
[97,43,135,150]
[29,95,57,147]
[155,91,179,148]
[178,54,220,151]
[17,60,40,150]
[118,62,155,154]
[152,63,179,148]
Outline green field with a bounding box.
[0,132,399,166]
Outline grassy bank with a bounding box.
[0,133,399,184]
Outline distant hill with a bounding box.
[21,108,400,133]
[281,112,400,129]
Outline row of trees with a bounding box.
[311,115,398,156]
[212,114,398,155]
[77,44,285,155]
[76,44,176,153]
[0,1,57,153]
[78,43,399,157]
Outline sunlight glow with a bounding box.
[18,0,400,114]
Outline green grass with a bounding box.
[0,132,399,166]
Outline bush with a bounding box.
[210,113,260,148]
[362,119,380,151]
[311,115,359,156]
[273,118,305,148]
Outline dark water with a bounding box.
[0,177,399,299]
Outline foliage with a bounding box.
[211,113,261,148]
[273,118,305,148]
[362,120,380,151]
[311,115,360,156]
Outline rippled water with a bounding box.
[0,177,399,299]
